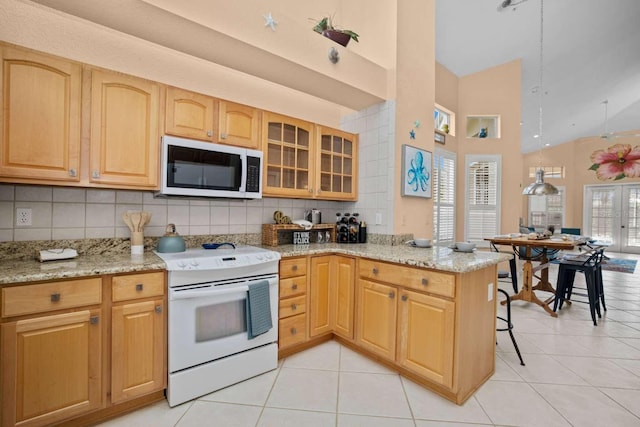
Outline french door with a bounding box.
[584,184,640,253]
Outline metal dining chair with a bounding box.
[553,248,606,325]
[497,288,525,365]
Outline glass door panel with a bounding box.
[282,169,295,188]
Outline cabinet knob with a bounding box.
[317,189,321,194]
[372,268,378,275]
[308,188,313,193]
[208,130,214,137]
[50,293,61,302]
[291,327,297,335]
[136,283,144,291]
[220,132,227,138]
[292,265,298,271]
[90,316,99,325]
[292,283,298,290]
[422,278,428,286]
[92,170,100,179]
[388,291,395,299]
[401,294,408,302]
[155,305,163,313]
[68,168,77,177]
[291,303,297,310]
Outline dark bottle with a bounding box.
[358,221,367,243]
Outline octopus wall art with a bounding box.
[401,144,432,198]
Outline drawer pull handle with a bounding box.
[136,283,144,291]
[292,265,298,271]
[401,295,408,302]
[50,293,61,302]
[292,284,298,290]
[372,268,378,275]
[422,278,429,286]
[155,305,163,313]
[388,291,395,299]
[90,316,99,325]
[291,327,297,335]
[291,303,297,310]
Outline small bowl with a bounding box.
[413,238,432,247]
[455,242,476,252]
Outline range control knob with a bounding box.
[177,261,187,269]
[189,259,199,267]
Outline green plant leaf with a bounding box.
[588,164,599,171]
[615,173,626,180]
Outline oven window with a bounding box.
[195,299,246,342]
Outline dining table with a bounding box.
[485,235,580,317]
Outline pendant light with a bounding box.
[523,0,558,196]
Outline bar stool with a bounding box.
[553,248,605,325]
[496,288,525,366]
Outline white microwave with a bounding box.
[159,136,262,199]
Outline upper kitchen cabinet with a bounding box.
[316,127,358,200]
[218,100,261,149]
[165,86,216,141]
[263,112,315,198]
[262,113,358,200]
[90,69,160,189]
[0,46,81,183]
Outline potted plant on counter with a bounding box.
[311,15,359,47]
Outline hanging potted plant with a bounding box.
[311,16,359,47]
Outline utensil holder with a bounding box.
[131,231,144,255]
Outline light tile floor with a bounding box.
[98,252,640,426]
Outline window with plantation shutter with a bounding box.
[433,149,456,245]
[465,155,501,246]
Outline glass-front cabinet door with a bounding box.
[262,112,314,197]
[316,127,358,200]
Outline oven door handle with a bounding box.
[170,285,250,300]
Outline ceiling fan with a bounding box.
[599,100,640,140]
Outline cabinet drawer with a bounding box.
[359,259,455,298]
[279,277,307,298]
[112,272,165,302]
[2,278,102,318]
[278,314,307,349]
[280,258,307,279]
[279,295,307,319]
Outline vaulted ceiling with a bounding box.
[436,0,640,153]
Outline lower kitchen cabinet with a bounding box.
[0,270,167,427]
[277,257,308,353]
[332,256,355,339]
[398,289,454,388]
[1,297,102,427]
[309,256,332,337]
[355,279,397,361]
[111,272,166,404]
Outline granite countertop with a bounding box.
[0,252,166,285]
[270,243,512,274]
[0,244,512,286]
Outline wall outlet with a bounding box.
[375,213,382,225]
[16,208,32,226]
[488,283,494,302]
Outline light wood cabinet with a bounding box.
[355,278,397,361]
[398,289,454,387]
[277,257,308,351]
[1,278,102,427]
[263,112,315,198]
[0,45,82,183]
[309,256,332,337]
[333,256,355,339]
[111,272,166,404]
[89,69,160,188]
[165,86,216,141]
[309,255,355,340]
[263,113,358,200]
[218,100,261,149]
[315,127,358,200]
[1,270,167,427]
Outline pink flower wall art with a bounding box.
[589,143,640,180]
